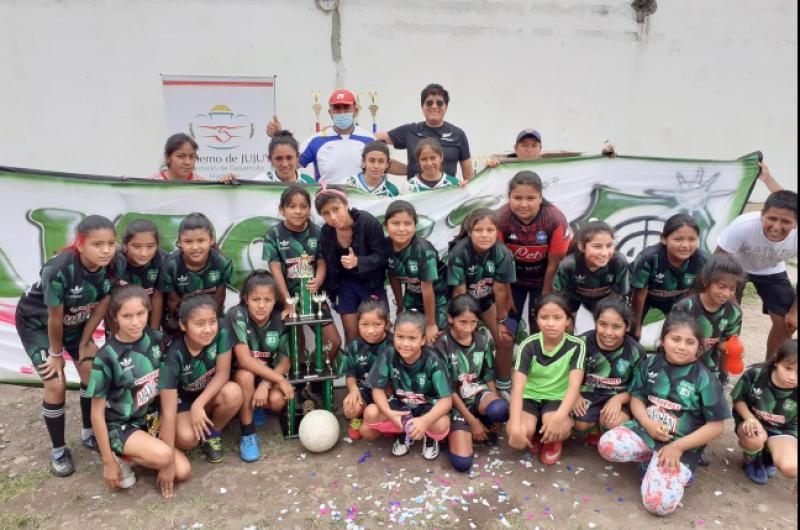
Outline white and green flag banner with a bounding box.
[0,154,759,383]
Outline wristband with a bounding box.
[48,349,66,358]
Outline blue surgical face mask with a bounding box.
[332,112,354,130]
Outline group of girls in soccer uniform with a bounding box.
[15,149,797,516]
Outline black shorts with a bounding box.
[359,386,374,405]
[565,298,603,316]
[15,320,80,380]
[387,396,434,418]
[737,272,796,316]
[522,398,561,418]
[177,394,197,413]
[108,422,146,456]
[642,297,678,321]
[573,394,631,424]
[450,399,486,433]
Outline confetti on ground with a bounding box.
[219,488,227,495]
[714,491,722,496]
[358,450,372,464]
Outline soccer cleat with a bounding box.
[743,461,769,485]
[81,432,99,452]
[201,435,225,463]
[421,436,440,460]
[253,408,268,428]
[114,454,136,488]
[239,434,261,462]
[540,441,562,465]
[50,448,75,477]
[392,435,410,457]
[348,419,363,440]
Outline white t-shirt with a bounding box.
[298,126,375,184]
[717,211,797,275]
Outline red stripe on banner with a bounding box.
[162,81,274,87]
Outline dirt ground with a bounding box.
[0,296,797,530]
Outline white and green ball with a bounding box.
[298,410,340,453]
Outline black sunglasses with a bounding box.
[424,99,446,107]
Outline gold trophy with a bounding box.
[294,251,315,319]
[368,91,379,133]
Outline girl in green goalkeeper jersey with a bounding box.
[507,294,585,466]
[732,339,797,484]
[88,286,191,498]
[15,215,116,477]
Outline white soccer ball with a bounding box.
[298,409,340,453]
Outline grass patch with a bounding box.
[0,513,52,529]
[741,282,759,303]
[0,470,50,503]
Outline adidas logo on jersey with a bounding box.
[182,364,192,375]
[647,371,659,381]
[507,234,518,241]
[121,358,133,370]
[68,285,83,297]
[279,240,290,248]
[654,273,665,282]
[468,265,477,274]
[575,274,586,283]
[177,275,189,285]
[752,387,763,397]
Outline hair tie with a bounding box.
[316,181,349,200]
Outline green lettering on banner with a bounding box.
[114,212,186,253]
[0,247,26,297]
[28,208,85,261]
[219,216,281,290]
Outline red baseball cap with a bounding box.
[329,89,356,105]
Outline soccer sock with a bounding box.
[241,422,256,437]
[495,378,511,392]
[79,385,92,430]
[208,428,222,439]
[42,401,66,449]
[743,449,761,464]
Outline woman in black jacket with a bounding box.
[315,184,391,343]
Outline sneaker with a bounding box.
[114,454,136,488]
[528,437,542,455]
[81,432,99,452]
[201,435,225,463]
[698,452,710,467]
[392,435,410,457]
[766,465,778,477]
[540,441,562,465]
[239,434,261,462]
[50,447,75,477]
[348,419,363,441]
[253,407,268,428]
[744,461,769,485]
[421,436,440,460]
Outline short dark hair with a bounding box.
[762,190,798,219]
[697,254,744,291]
[420,83,450,106]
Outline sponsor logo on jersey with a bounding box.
[535,231,548,244]
[184,367,217,392]
[648,395,682,411]
[134,369,159,386]
[396,388,428,406]
[135,371,159,407]
[68,285,84,298]
[586,374,623,389]
[754,407,786,425]
[252,350,272,360]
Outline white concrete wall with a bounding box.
[0,0,796,199]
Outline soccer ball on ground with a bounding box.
[298,409,340,453]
